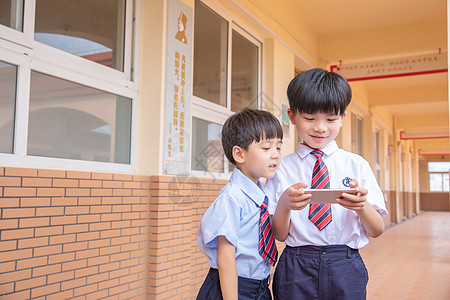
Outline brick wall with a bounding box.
[0,167,150,299]
[147,175,227,299]
[0,167,227,299]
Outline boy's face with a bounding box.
[234,137,282,184]
[288,109,345,150]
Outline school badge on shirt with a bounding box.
[342,177,352,187]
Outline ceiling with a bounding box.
[289,0,449,122]
[293,0,446,35]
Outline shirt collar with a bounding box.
[296,140,339,158]
[230,168,267,207]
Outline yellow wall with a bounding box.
[264,38,296,157]
[227,0,321,67]
[137,0,167,176]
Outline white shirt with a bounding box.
[197,168,272,280]
[265,141,388,249]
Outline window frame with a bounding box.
[191,0,263,178]
[428,162,450,192]
[0,0,140,173]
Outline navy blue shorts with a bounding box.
[197,268,272,300]
[272,245,368,300]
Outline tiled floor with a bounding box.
[360,211,450,300]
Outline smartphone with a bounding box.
[302,188,356,204]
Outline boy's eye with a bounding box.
[304,117,314,121]
[328,118,338,122]
[277,147,282,151]
[262,147,270,151]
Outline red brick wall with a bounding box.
[0,167,227,299]
[0,167,150,299]
[147,175,227,299]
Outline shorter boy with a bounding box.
[266,68,388,299]
[197,108,283,300]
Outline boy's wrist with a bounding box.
[356,200,370,216]
[274,197,291,218]
[279,194,292,212]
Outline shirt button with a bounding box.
[321,250,327,255]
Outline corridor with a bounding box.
[361,211,450,299]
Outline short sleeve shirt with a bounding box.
[197,168,272,280]
[265,141,388,249]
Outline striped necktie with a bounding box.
[308,150,332,230]
[259,196,278,266]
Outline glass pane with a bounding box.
[0,60,17,153]
[443,173,449,192]
[231,30,258,112]
[34,0,126,71]
[28,71,132,163]
[193,0,227,106]
[192,117,224,173]
[428,162,450,172]
[429,173,442,192]
[0,0,24,31]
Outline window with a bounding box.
[0,61,17,154]
[428,162,450,192]
[34,0,126,71]
[351,113,364,156]
[191,118,224,173]
[0,0,137,171]
[28,71,131,163]
[192,0,261,175]
[231,30,258,111]
[0,0,24,31]
[193,2,227,106]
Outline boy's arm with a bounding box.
[337,179,385,238]
[272,182,311,241]
[356,201,384,238]
[217,235,238,300]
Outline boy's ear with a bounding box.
[287,108,296,125]
[232,146,245,164]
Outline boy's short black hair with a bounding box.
[222,108,283,165]
[287,68,352,116]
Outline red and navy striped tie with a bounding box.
[308,150,332,230]
[259,196,278,266]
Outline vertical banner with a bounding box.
[163,0,193,175]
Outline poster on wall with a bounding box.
[163,0,193,175]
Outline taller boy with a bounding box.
[265,68,388,299]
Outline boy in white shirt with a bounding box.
[265,68,388,299]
